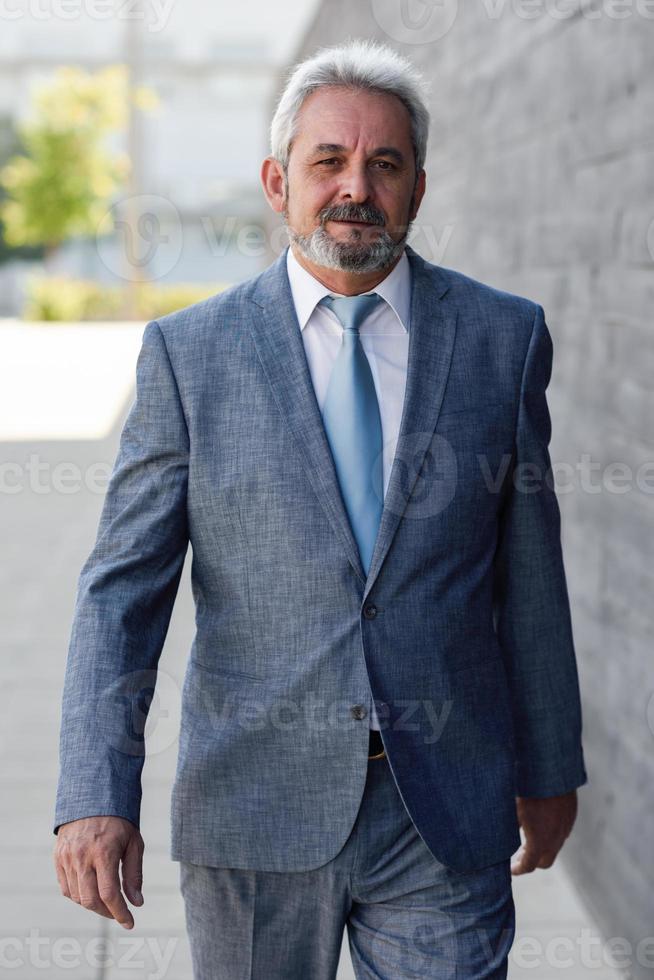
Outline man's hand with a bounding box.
[511,790,578,875]
[53,816,144,929]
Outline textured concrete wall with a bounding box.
[278,3,654,971]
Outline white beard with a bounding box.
[285,219,410,273]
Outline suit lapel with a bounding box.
[248,247,369,586]
[247,244,457,595]
[363,247,457,599]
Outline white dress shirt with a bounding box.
[285,245,412,731]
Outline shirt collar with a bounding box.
[286,245,411,334]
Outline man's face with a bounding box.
[280,86,425,274]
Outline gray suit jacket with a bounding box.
[54,243,588,873]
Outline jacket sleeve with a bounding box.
[492,304,588,798]
[53,320,189,833]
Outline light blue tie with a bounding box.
[318,292,386,574]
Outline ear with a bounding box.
[409,169,427,221]
[261,157,287,214]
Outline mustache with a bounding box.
[319,203,386,226]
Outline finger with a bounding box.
[511,844,540,875]
[54,858,71,899]
[77,867,114,919]
[121,834,144,906]
[536,850,558,870]
[64,862,81,903]
[96,859,134,930]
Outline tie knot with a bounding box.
[318,292,385,332]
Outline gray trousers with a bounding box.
[178,750,515,979]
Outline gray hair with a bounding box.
[270,39,431,177]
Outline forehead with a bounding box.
[293,85,413,149]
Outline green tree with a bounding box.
[0,113,45,264]
[0,65,148,261]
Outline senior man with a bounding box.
[54,39,588,979]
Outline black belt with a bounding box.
[368,728,386,759]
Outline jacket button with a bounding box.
[350,704,368,721]
[363,603,377,620]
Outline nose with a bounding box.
[336,162,373,204]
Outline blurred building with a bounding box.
[0,1,321,312]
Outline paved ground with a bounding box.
[0,322,623,979]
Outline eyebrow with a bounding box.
[310,143,406,165]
